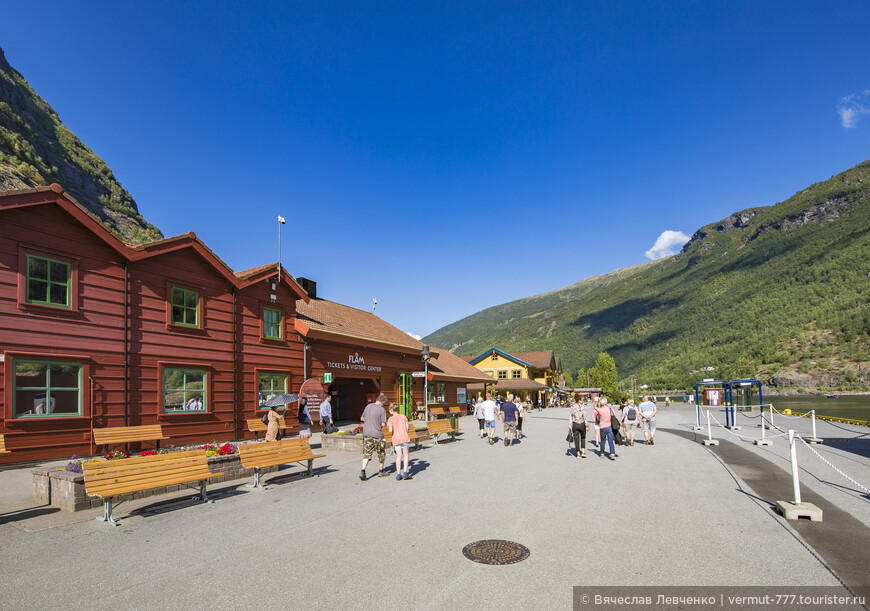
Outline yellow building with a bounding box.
[464,349,565,406]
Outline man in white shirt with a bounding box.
[638,395,658,445]
[480,393,499,446]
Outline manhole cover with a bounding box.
[462,539,530,565]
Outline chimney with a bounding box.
[297,277,316,299]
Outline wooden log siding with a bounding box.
[234,278,306,439]
[126,249,238,446]
[0,205,127,460]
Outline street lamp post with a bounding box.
[421,345,431,422]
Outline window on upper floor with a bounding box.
[263,307,282,340]
[498,370,507,379]
[491,353,498,361]
[25,254,71,309]
[512,370,522,379]
[170,286,200,327]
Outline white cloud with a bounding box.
[645,230,691,260]
[406,332,422,341]
[837,91,870,128]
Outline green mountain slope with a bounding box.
[425,160,870,391]
[0,47,161,243]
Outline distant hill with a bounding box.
[0,46,161,243]
[425,160,870,392]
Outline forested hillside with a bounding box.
[0,46,161,243]
[425,160,870,391]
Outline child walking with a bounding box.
[386,404,413,480]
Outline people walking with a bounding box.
[386,403,413,480]
[474,398,486,438]
[638,395,658,445]
[297,397,312,439]
[264,404,285,442]
[360,394,389,480]
[569,397,587,458]
[593,397,617,460]
[481,393,499,445]
[516,397,525,439]
[621,399,639,446]
[500,394,519,446]
[318,394,334,433]
[591,396,601,447]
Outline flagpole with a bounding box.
[277,215,286,282]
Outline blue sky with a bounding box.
[3,1,869,338]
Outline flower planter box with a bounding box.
[31,452,275,512]
[320,433,365,453]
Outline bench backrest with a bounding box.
[246,416,300,434]
[0,434,8,453]
[83,449,211,497]
[429,407,448,415]
[238,438,317,468]
[93,424,164,445]
[427,420,458,434]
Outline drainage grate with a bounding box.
[462,539,530,565]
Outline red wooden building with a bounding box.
[0,184,491,463]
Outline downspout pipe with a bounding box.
[232,289,238,441]
[124,261,129,427]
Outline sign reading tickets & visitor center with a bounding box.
[325,352,383,374]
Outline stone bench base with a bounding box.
[32,453,277,512]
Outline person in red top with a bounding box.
[593,397,617,460]
[387,404,413,480]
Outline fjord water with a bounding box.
[768,395,870,423]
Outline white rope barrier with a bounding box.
[795,432,870,496]
[768,405,870,440]
[707,411,789,441]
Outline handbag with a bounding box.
[566,429,574,443]
[610,409,620,432]
[261,412,269,425]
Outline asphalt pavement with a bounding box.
[0,404,867,610]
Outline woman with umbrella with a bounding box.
[262,394,299,442]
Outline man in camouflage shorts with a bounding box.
[360,394,388,480]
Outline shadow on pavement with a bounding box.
[0,504,60,525]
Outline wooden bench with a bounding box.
[82,449,222,526]
[238,438,326,489]
[246,416,300,440]
[426,419,460,444]
[0,434,10,454]
[381,423,430,452]
[93,424,167,453]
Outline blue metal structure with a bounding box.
[693,380,726,427]
[725,378,763,428]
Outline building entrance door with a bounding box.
[398,373,413,418]
[333,384,350,421]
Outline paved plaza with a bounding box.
[1,404,868,609]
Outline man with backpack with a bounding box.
[621,399,639,446]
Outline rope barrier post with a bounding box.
[703,409,719,446]
[776,430,823,521]
[755,409,772,446]
[769,404,775,429]
[806,410,823,444]
[693,403,703,431]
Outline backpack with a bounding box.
[627,407,637,421]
